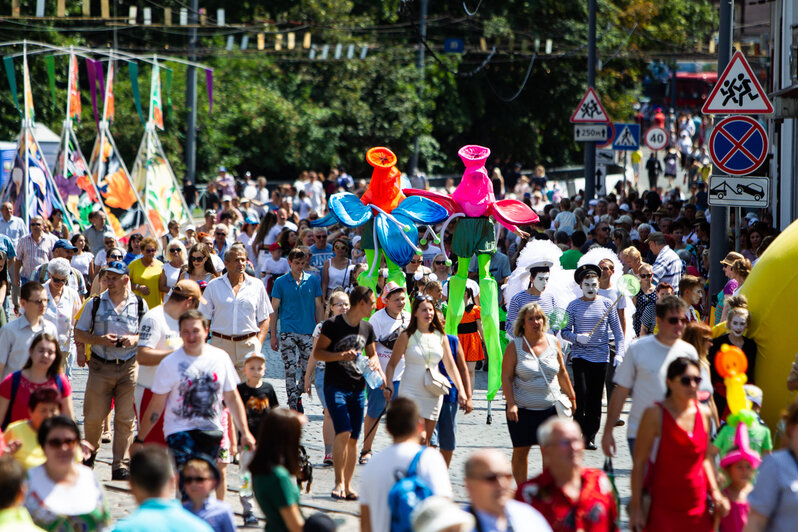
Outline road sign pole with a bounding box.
[709,0,733,305]
[584,0,597,201]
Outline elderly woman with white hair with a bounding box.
[158,239,187,293]
[43,258,81,377]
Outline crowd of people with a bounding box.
[0,143,792,532]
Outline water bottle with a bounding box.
[239,449,253,497]
[355,355,384,389]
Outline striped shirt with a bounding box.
[651,245,683,294]
[506,291,556,337]
[511,335,560,410]
[16,233,57,280]
[562,296,625,364]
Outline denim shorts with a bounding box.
[365,380,401,419]
[315,365,327,410]
[324,385,366,440]
[430,401,458,451]
[166,429,223,469]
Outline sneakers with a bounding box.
[323,454,333,466]
[243,512,259,527]
[111,468,130,481]
[101,432,112,444]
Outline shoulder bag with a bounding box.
[420,332,451,397]
[523,335,572,417]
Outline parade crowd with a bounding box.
[0,138,795,532]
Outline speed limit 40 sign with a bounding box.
[644,127,668,151]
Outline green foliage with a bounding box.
[0,0,718,182]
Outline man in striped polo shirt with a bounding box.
[561,264,625,450]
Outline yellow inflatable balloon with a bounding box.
[716,344,751,415]
[741,219,798,428]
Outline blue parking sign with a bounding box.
[611,123,640,151]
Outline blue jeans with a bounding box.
[314,365,327,410]
[324,386,366,440]
[430,401,458,451]
[628,438,635,456]
[365,380,401,419]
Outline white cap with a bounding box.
[528,259,554,270]
[185,224,196,232]
[411,496,475,532]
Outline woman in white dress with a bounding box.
[385,295,466,445]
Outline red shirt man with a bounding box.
[516,418,618,532]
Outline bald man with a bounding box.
[464,450,551,532]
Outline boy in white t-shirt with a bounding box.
[134,281,201,445]
[136,310,255,469]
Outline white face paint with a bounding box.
[729,315,747,336]
[581,277,599,299]
[533,272,550,292]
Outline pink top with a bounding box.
[718,494,748,532]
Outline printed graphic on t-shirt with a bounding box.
[175,362,221,421]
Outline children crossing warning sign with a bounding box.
[570,88,610,123]
[701,51,773,114]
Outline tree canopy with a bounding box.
[0,0,717,182]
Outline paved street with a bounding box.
[73,339,634,529]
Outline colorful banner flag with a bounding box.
[130,129,189,237]
[22,54,34,123]
[3,57,21,117]
[104,62,115,122]
[85,58,100,129]
[67,54,81,123]
[149,62,164,130]
[53,126,101,230]
[88,130,152,239]
[1,129,72,228]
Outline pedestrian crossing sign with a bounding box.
[702,50,773,114]
[611,123,640,151]
[570,87,610,123]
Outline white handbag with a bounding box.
[523,336,572,417]
[420,332,451,397]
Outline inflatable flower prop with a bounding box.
[405,145,540,400]
[311,147,448,292]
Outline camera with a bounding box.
[115,338,124,348]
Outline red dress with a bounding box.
[644,401,712,532]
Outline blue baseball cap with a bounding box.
[218,166,226,172]
[104,261,129,275]
[53,239,77,251]
[244,216,259,225]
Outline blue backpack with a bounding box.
[388,448,434,532]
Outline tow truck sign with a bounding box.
[708,175,770,207]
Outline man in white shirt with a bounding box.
[135,280,202,445]
[15,217,57,287]
[0,202,26,247]
[465,449,552,532]
[601,294,698,456]
[137,310,255,469]
[360,282,409,461]
[0,281,59,380]
[360,397,453,532]
[199,245,272,378]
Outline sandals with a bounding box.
[358,450,372,465]
[331,490,358,501]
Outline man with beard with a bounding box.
[562,265,624,450]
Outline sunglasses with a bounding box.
[169,248,182,253]
[182,476,211,484]
[679,375,702,386]
[472,472,514,483]
[416,295,434,303]
[599,227,611,231]
[315,234,327,238]
[109,254,123,260]
[666,316,688,325]
[30,222,42,227]
[215,232,227,236]
[334,245,347,251]
[639,274,652,279]
[144,248,157,253]
[45,437,78,449]
[51,277,67,285]
[434,261,447,266]
[191,255,206,262]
